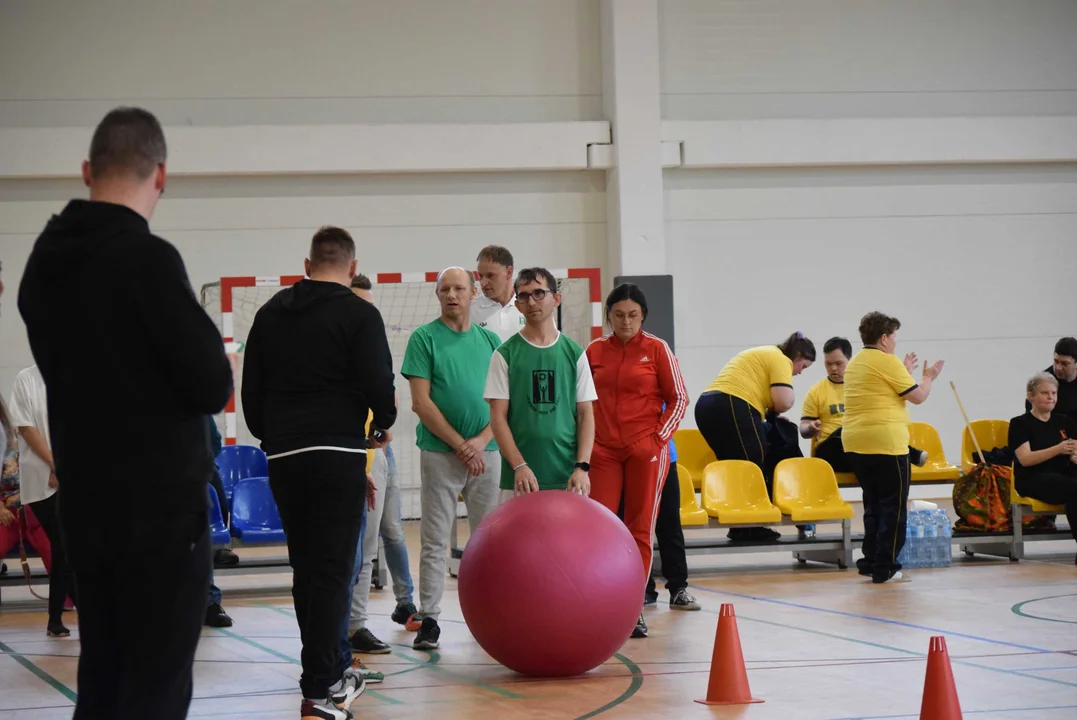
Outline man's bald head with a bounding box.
[435,266,476,323]
[435,266,475,292]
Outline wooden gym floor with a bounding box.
[1,519,1075,719]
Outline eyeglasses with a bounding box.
[611,312,642,322]
[516,289,550,304]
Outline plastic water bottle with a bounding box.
[923,511,939,567]
[908,510,925,568]
[897,521,912,567]
[936,509,953,567]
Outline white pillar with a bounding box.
[601,0,666,278]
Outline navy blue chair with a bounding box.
[207,486,232,546]
[216,445,268,501]
[230,477,286,544]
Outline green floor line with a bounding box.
[1011,593,1077,626]
[212,628,401,705]
[388,643,524,699]
[575,653,644,720]
[0,639,78,703]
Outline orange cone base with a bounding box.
[695,697,765,706]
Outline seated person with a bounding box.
[800,336,927,471]
[1009,372,1077,561]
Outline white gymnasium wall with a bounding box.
[0,0,606,417]
[660,0,1077,460]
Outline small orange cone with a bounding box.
[695,603,764,705]
[920,636,963,719]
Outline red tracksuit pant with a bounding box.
[590,434,670,582]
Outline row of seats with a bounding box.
[210,445,286,545]
[674,421,971,492]
[677,457,854,529]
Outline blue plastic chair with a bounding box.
[230,477,286,544]
[216,445,268,501]
[207,486,232,546]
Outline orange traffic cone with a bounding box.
[695,603,764,705]
[920,636,963,719]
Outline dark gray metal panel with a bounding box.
[612,274,675,353]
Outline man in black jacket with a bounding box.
[242,226,396,720]
[18,107,235,720]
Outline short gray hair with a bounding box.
[1027,372,1059,395]
[435,266,475,292]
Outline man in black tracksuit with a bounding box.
[18,108,234,720]
[242,226,396,719]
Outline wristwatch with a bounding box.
[574,461,591,472]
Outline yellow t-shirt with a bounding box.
[365,411,375,474]
[801,377,845,453]
[705,346,794,416]
[842,348,918,455]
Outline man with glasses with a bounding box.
[484,267,597,502]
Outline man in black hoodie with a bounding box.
[242,226,396,720]
[18,107,235,720]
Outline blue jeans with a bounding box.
[380,444,414,604]
[339,500,367,666]
[208,579,221,607]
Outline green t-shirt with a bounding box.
[484,333,597,490]
[401,319,501,453]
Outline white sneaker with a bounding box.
[329,667,366,710]
[301,698,352,720]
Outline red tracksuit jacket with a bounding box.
[586,331,689,449]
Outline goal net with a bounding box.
[200,270,602,519]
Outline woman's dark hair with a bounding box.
[1055,336,1077,361]
[859,311,901,346]
[777,331,816,362]
[604,283,648,323]
[823,336,853,359]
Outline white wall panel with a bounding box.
[660,0,1077,119]
[0,0,602,125]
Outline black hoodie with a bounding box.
[241,278,396,457]
[18,200,234,513]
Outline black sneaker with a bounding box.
[349,627,390,654]
[46,623,71,637]
[204,603,234,628]
[214,548,240,567]
[391,601,418,627]
[643,590,658,607]
[631,613,648,638]
[413,617,441,649]
[300,698,352,720]
[669,588,700,611]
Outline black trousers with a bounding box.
[28,492,77,626]
[695,391,768,474]
[269,450,365,700]
[848,452,910,582]
[643,462,688,597]
[815,428,922,474]
[63,501,210,720]
[1016,470,1077,542]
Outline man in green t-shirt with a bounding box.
[401,266,501,651]
[484,267,596,500]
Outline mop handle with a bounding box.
[950,380,985,463]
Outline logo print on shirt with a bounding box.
[640,355,650,363]
[532,370,556,405]
[829,403,845,415]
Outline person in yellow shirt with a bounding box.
[842,313,944,584]
[694,332,816,541]
[801,336,928,472]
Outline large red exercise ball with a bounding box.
[458,491,644,677]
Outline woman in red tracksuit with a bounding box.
[586,283,688,639]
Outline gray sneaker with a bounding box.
[669,588,701,611]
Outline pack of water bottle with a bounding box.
[897,505,953,569]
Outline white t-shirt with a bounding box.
[471,294,525,343]
[8,365,55,505]
[483,332,599,403]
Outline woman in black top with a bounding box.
[1008,372,1077,554]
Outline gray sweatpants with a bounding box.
[349,448,387,632]
[419,449,500,621]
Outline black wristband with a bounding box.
[574,462,590,472]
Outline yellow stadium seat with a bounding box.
[1006,464,1066,513]
[835,472,858,487]
[960,419,1010,474]
[701,461,782,525]
[908,422,960,482]
[674,428,717,491]
[676,463,708,527]
[772,458,854,523]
